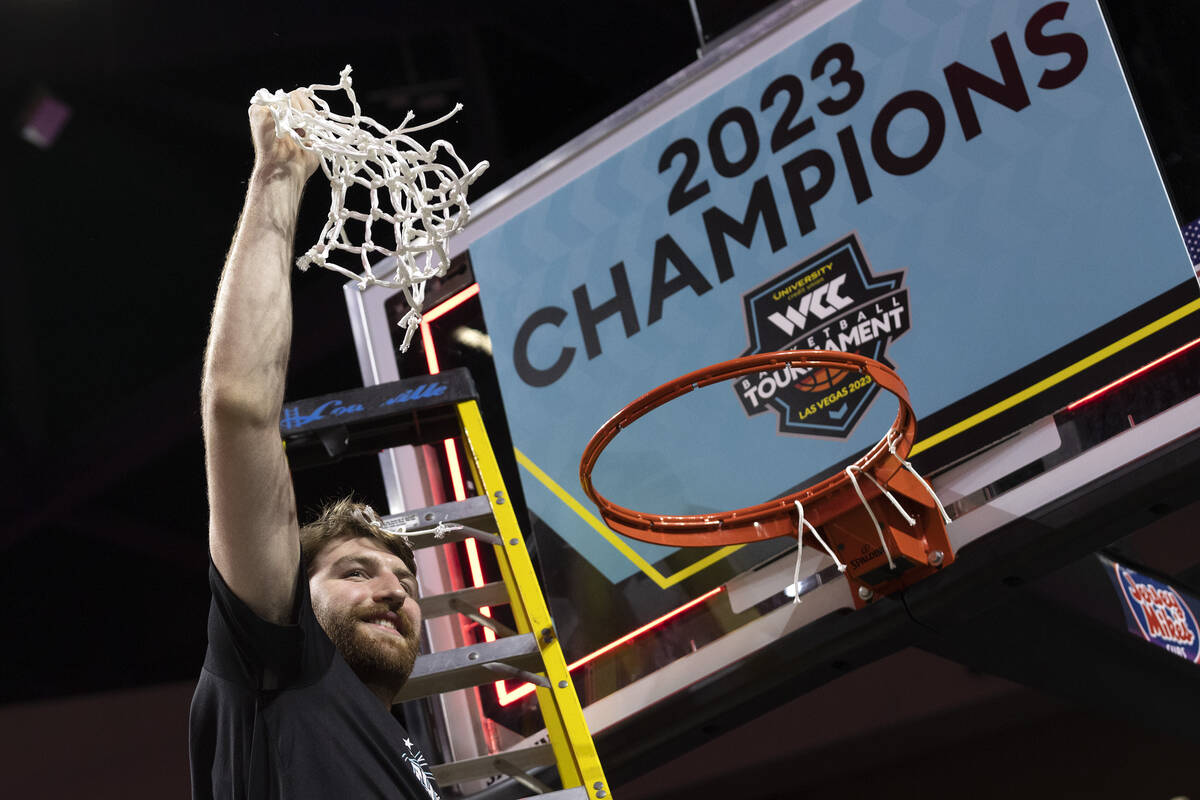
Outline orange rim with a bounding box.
[579,350,916,548]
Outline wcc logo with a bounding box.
[735,234,909,437]
[1113,563,1200,663]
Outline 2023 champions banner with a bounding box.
[467,0,1193,583]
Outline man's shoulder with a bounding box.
[202,558,332,690]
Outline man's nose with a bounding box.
[373,576,408,605]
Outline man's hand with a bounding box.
[249,90,321,182]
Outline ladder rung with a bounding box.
[419,582,511,618]
[451,599,520,638]
[382,495,500,544]
[452,525,504,548]
[395,633,544,701]
[430,742,556,786]
[482,661,550,688]
[493,757,553,795]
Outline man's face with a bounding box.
[308,536,422,688]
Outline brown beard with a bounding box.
[314,602,419,692]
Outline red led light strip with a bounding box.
[1066,337,1200,411]
[420,285,497,693]
[419,283,479,374]
[419,283,725,705]
[498,585,726,706]
[423,283,480,325]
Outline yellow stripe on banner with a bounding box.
[513,447,742,588]
[912,300,1200,456]
[661,544,744,583]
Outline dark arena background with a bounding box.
[3,2,1200,798]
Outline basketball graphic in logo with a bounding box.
[794,365,850,393]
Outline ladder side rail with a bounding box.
[457,400,610,797]
[454,400,578,785]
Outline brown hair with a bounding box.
[299,497,417,577]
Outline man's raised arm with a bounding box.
[202,95,320,624]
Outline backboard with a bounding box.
[344,0,1200,785]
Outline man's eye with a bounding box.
[345,569,367,579]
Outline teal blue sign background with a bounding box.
[469,0,1193,582]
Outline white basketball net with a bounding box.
[251,65,489,350]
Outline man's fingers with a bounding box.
[281,91,316,140]
[248,104,272,127]
[246,88,321,177]
[287,88,316,114]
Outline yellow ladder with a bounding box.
[281,369,611,800]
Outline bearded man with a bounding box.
[189,92,441,799]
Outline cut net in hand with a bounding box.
[251,65,490,350]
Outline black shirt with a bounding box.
[189,561,442,799]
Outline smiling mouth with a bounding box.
[363,617,406,637]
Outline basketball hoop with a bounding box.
[579,350,953,607]
[252,65,489,350]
